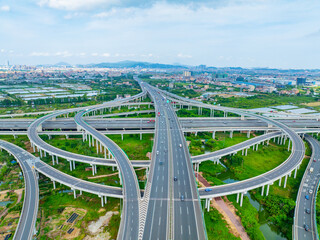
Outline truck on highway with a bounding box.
[310,167,314,173]
[158,112,160,116]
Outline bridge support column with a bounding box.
[242,149,244,156]
[104,196,107,204]
[53,181,56,189]
[210,109,214,117]
[32,144,35,152]
[73,189,76,199]
[247,131,250,138]
[80,190,82,195]
[284,175,288,188]
[230,131,233,138]
[100,196,104,207]
[287,140,291,151]
[267,139,270,145]
[104,148,107,159]
[140,133,142,140]
[266,184,270,196]
[66,135,69,140]
[56,155,59,164]
[92,137,95,147]
[245,148,248,156]
[236,193,240,203]
[73,160,75,170]
[100,142,102,153]
[294,167,298,179]
[256,144,259,151]
[40,149,43,158]
[261,185,264,196]
[279,177,282,186]
[212,131,216,139]
[277,136,280,145]
[48,135,51,140]
[241,115,244,120]
[121,134,123,141]
[94,165,97,174]
[88,135,91,147]
[69,161,73,171]
[91,164,95,176]
[240,193,244,207]
[52,155,55,165]
[96,142,99,154]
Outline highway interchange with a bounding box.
[1,77,320,239]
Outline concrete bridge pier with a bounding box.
[294,167,298,178]
[212,131,216,139]
[121,134,124,141]
[88,135,91,147]
[240,192,244,207]
[73,189,76,199]
[284,175,288,188]
[247,131,250,138]
[52,180,56,189]
[245,148,248,156]
[140,133,142,140]
[73,160,75,170]
[69,160,73,171]
[278,177,282,186]
[236,193,240,203]
[96,142,99,154]
[52,155,55,165]
[230,131,233,138]
[287,140,291,151]
[266,184,271,196]
[56,155,59,164]
[91,164,95,176]
[104,196,107,204]
[261,185,265,196]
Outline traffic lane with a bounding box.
[0,141,38,240]
[297,136,320,239]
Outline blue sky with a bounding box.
[0,0,320,68]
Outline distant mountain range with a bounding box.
[77,60,188,69]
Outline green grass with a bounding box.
[107,134,153,160]
[203,204,241,240]
[228,141,290,180]
[227,195,265,240]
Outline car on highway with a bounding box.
[305,195,310,200]
[159,161,163,165]
[174,176,178,181]
[309,189,313,194]
[179,144,182,148]
[158,112,161,116]
[304,224,310,231]
[180,195,184,201]
[156,151,159,155]
[306,208,311,214]
[205,188,212,192]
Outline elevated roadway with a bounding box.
[74,110,141,240]
[294,135,320,240]
[0,140,39,240]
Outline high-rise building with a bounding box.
[183,71,191,77]
[297,78,306,86]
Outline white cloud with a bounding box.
[177,53,192,59]
[91,53,99,56]
[0,5,10,12]
[30,52,51,57]
[101,53,110,57]
[38,0,119,11]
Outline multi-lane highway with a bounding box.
[294,135,320,240]
[0,140,39,240]
[2,118,320,131]
[138,79,206,239]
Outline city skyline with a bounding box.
[0,0,320,68]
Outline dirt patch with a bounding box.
[303,101,320,107]
[88,211,118,234]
